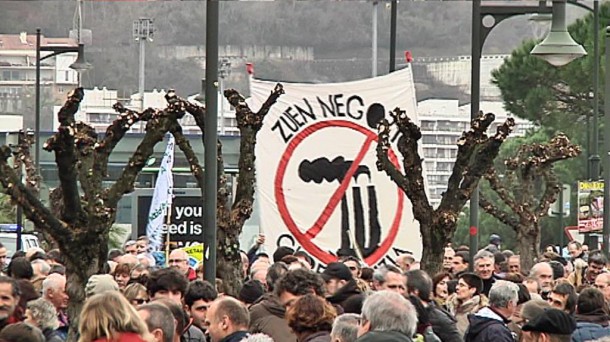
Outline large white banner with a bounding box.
[249,67,423,269]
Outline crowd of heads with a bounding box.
[2,233,610,342]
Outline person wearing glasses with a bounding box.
[446,273,487,336]
[168,249,197,281]
[371,265,406,295]
[123,283,150,307]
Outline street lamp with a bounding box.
[35,28,91,178]
[533,0,600,250]
[531,0,587,66]
[469,0,583,270]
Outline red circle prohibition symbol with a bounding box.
[274,120,404,265]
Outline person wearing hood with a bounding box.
[356,291,416,342]
[464,280,519,342]
[446,273,488,336]
[485,235,502,254]
[322,262,364,314]
[572,288,610,342]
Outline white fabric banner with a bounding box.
[146,133,175,251]
[249,67,423,269]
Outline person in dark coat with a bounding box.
[249,293,297,342]
[206,297,250,342]
[464,280,519,342]
[520,308,576,342]
[405,270,462,342]
[355,291,415,342]
[322,262,364,314]
[572,288,610,342]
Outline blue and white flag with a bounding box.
[146,133,175,251]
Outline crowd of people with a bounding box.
[0,234,609,342]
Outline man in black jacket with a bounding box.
[322,262,364,314]
[405,270,462,342]
[465,280,519,342]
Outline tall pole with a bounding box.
[591,0,600,181]
[35,28,41,174]
[204,0,219,282]
[372,1,378,77]
[389,0,397,72]
[469,0,482,270]
[138,36,145,112]
[602,27,610,257]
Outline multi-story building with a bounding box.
[0,32,78,127]
[54,87,240,135]
[418,99,534,207]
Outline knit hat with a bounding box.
[85,274,119,298]
[238,280,265,305]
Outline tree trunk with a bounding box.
[62,221,110,341]
[216,223,243,296]
[420,219,453,274]
[517,224,540,272]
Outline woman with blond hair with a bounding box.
[286,294,337,342]
[78,291,153,342]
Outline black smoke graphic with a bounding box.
[298,157,381,258]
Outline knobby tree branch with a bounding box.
[226,84,284,227]
[43,88,85,224]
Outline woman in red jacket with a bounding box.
[78,290,154,342]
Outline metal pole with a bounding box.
[591,0,600,181]
[469,0,482,270]
[35,28,41,176]
[138,34,145,112]
[389,0,397,72]
[204,0,219,282]
[559,184,564,249]
[16,132,22,252]
[372,1,378,77]
[219,78,225,135]
[602,27,610,257]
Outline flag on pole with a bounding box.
[146,133,175,251]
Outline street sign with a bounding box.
[549,184,570,218]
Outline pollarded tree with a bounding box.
[376,108,514,272]
[0,85,283,338]
[479,134,580,271]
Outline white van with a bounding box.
[0,224,41,255]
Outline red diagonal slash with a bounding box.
[304,135,375,239]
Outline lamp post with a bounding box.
[603,27,610,257]
[470,0,552,270]
[35,28,90,176]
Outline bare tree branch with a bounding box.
[0,146,71,243]
[106,106,180,207]
[226,84,284,227]
[95,104,158,177]
[170,121,204,190]
[479,193,521,228]
[42,88,85,223]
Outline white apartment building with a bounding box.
[54,87,239,135]
[418,99,534,207]
[0,32,78,116]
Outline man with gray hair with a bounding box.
[371,265,406,294]
[331,313,360,342]
[138,302,176,342]
[464,280,519,342]
[356,291,416,341]
[473,250,495,296]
